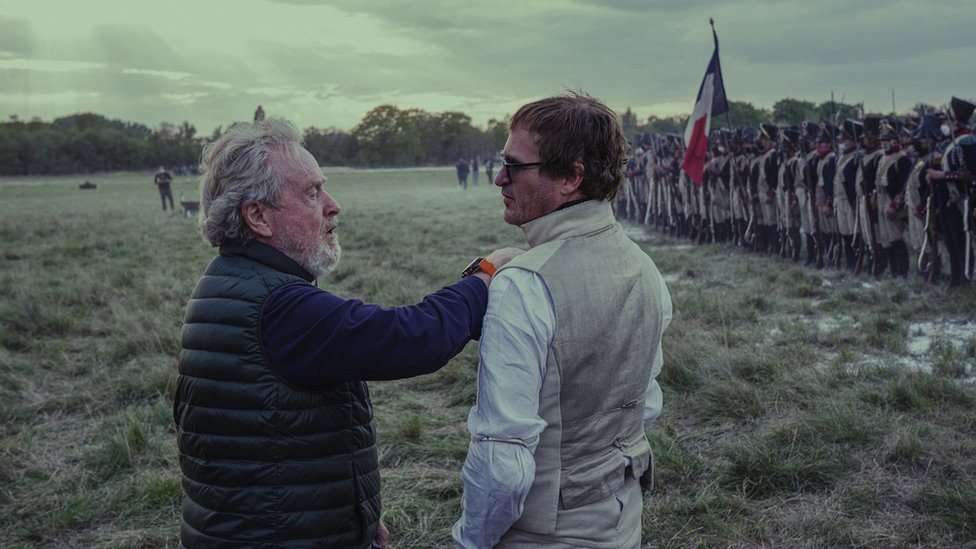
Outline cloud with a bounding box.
[121,68,194,80]
[3,0,975,136]
[0,59,105,72]
[0,17,33,58]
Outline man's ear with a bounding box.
[242,202,273,238]
[559,161,585,197]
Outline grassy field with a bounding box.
[1,169,974,548]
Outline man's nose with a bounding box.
[322,192,341,216]
[494,168,507,186]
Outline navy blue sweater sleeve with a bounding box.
[260,276,488,389]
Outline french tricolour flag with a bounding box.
[681,21,729,186]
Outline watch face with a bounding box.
[462,257,485,277]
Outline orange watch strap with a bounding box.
[478,258,497,277]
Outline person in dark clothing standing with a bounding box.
[876,119,914,277]
[927,96,976,287]
[456,156,470,189]
[154,166,175,210]
[173,117,520,549]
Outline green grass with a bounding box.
[2,169,976,547]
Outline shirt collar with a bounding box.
[219,239,316,282]
[520,199,616,247]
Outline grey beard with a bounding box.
[277,233,341,278]
[303,242,341,277]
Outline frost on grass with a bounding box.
[809,314,976,381]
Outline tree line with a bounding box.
[0,98,940,175]
[0,113,201,176]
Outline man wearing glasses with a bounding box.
[452,92,673,548]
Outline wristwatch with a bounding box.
[461,257,497,278]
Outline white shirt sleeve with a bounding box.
[644,276,673,428]
[452,268,553,549]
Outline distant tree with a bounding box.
[485,117,509,154]
[0,125,22,174]
[712,101,771,129]
[17,128,66,175]
[814,101,862,124]
[254,105,265,122]
[352,105,422,166]
[431,111,478,164]
[620,107,639,141]
[772,98,817,126]
[304,126,358,167]
[407,109,438,164]
[641,115,686,136]
[146,121,203,169]
[0,113,194,174]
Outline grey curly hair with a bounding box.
[198,117,303,246]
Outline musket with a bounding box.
[803,149,824,267]
[965,187,972,280]
[665,157,676,233]
[958,139,974,279]
[917,193,940,283]
[939,142,976,281]
[852,197,864,274]
[915,152,943,283]
[825,95,845,269]
[784,153,800,259]
[774,147,786,257]
[861,190,878,275]
[742,153,756,246]
[643,136,658,225]
[704,174,716,243]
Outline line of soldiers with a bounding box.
[616,96,976,288]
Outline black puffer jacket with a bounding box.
[174,241,380,548]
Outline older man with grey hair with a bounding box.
[174,117,520,549]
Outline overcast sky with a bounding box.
[2,0,973,135]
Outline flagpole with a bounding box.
[682,17,729,185]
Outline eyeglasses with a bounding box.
[500,152,543,182]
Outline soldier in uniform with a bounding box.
[834,120,862,270]
[729,130,751,247]
[874,119,914,277]
[905,114,945,278]
[680,164,698,241]
[926,96,976,286]
[620,145,639,220]
[635,135,653,223]
[815,123,839,268]
[756,124,780,254]
[796,122,821,266]
[645,135,665,227]
[777,127,802,260]
[655,137,683,236]
[855,116,885,276]
[743,128,763,251]
[705,129,734,243]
